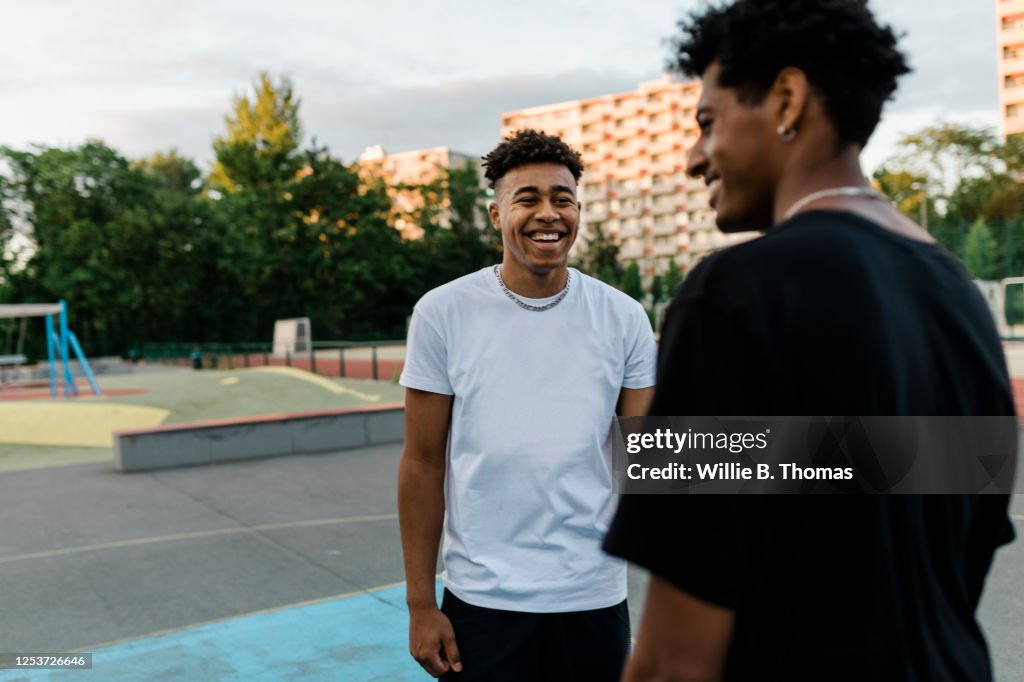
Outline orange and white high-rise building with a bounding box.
[500,75,753,275]
[357,145,484,239]
[998,0,1024,138]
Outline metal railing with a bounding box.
[141,340,406,381]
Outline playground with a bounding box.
[0,364,405,474]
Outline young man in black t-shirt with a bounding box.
[604,2,1017,680]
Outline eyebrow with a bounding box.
[512,185,575,197]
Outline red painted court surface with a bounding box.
[1012,379,1024,416]
[167,355,406,382]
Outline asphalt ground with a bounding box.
[0,441,1020,680]
[0,358,1021,679]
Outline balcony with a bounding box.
[620,242,644,260]
[653,241,679,258]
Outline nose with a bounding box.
[535,198,558,222]
[685,134,708,180]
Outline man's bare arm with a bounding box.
[398,387,461,677]
[617,386,654,417]
[622,576,735,682]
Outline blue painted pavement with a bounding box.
[0,583,442,682]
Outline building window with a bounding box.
[1003,14,1024,31]
[1005,73,1024,89]
[1006,43,1024,60]
[1008,103,1022,119]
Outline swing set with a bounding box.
[0,300,101,397]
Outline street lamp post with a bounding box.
[911,182,928,232]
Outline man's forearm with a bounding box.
[398,453,446,609]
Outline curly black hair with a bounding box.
[482,129,584,190]
[671,0,911,147]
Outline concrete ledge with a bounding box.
[113,403,404,472]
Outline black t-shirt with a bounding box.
[604,211,1017,681]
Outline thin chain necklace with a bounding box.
[782,185,885,222]
[493,265,571,312]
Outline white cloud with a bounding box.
[0,0,1004,169]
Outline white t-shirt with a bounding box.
[400,266,657,612]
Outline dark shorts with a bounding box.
[439,589,630,682]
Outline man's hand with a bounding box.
[409,605,462,677]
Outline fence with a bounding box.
[141,340,406,382]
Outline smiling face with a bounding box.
[686,62,781,231]
[489,162,580,278]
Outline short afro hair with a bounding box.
[672,0,911,147]
[482,129,584,190]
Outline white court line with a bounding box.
[0,513,398,566]
[1012,514,1024,523]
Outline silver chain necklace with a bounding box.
[493,265,571,312]
[782,186,885,221]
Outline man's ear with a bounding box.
[771,67,809,136]
[488,201,501,231]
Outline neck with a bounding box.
[772,146,868,225]
[499,261,569,298]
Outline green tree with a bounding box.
[289,143,418,339]
[964,219,998,280]
[662,260,684,299]
[402,161,501,296]
[576,223,622,288]
[209,72,302,195]
[872,168,936,226]
[621,261,644,302]
[876,122,1024,273]
[206,72,312,337]
[0,142,228,355]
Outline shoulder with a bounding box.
[573,269,646,316]
[415,266,494,316]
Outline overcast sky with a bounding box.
[0,0,1003,175]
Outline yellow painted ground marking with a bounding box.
[220,376,240,386]
[0,513,399,566]
[0,402,169,447]
[248,366,380,402]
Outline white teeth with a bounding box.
[708,179,722,193]
[531,233,560,241]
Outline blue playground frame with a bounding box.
[42,300,101,398]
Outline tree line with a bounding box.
[1,72,1020,360]
[0,74,509,358]
[874,123,1023,280]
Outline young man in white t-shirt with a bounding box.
[398,129,657,681]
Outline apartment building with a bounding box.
[357,145,484,239]
[999,0,1024,138]
[500,75,753,275]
